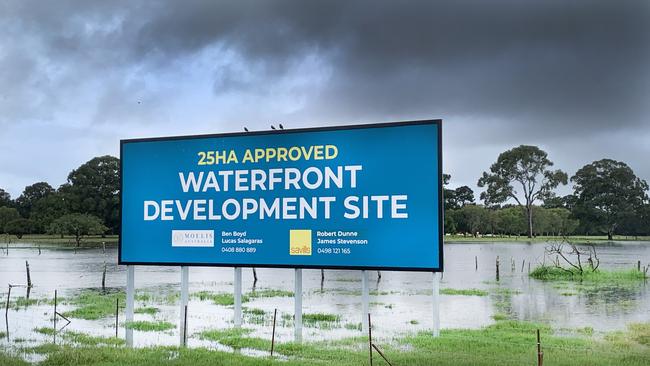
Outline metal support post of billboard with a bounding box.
[294,268,303,342]
[361,270,369,333]
[432,272,440,337]
[125,266,134,347]
[234,267,242,327]
[179,266,189,346]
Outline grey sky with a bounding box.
[1,0,649,199]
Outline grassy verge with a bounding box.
[445,234,650,243]
[7,234,118,246]
[530,266,647,282]
[9,320,648,365]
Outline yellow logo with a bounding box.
[289,230,312,256]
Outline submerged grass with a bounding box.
[440,288,488,296]
[62,331,125,346]
[198,327,269,350]
[34,327,56,336]
[125,321,175,332]
[134,306,159,315]
[62,290,125,320]
[247,289,294,298]
[10,297,38,309]
[192,291,249,306]
[530,266,647,282]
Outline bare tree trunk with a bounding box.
[527,206,534,239]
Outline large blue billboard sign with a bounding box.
[120,120,443,271]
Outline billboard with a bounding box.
[119,120,443,271]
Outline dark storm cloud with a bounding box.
[128,0,650,132]
[1,0,649,196]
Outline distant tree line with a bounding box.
[0,156,118,242]
[445,145,650,239]
[1,146,649,241]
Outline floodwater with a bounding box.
[0,241,649,352]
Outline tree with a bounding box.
[29,191,72,233]
[444,212,457,234]
[456,205,489,237]
[16,182,54,218]
[5,218,32,239]
[571,159,649,240]
[443,174,475,210]
[48,213,107,246]
[494,207,526,237]
[443,173,456,210]
[453,186,475,207]
[63,156,120,233]
[0,206,20,233]
[478,145,567,238]
[0,188,11,207]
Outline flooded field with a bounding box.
[1,241,649,354]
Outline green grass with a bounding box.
[6,320,650,365]
[34,327,56,336]
[198,327,270,349]
[489,287,522,295]
[247,289,294,298]
[62,331,125,346]
[491,313,509,321]
[244,308,266,316]
[303,313,340,326]
[136,291,179,305]
[11,297,38,309]
[134,307,159,315]
[530,266,647,282]
[124,321,175,332]
[0,352,28,366]
[62,289,125,320]
[441,288,488,296]
[24,343,61,355]
[344,323,362,331]
[192,291,250,306]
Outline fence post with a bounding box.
[271,308,277,356]
[368,313,373,366]
[102,262,107,291]
[4,285,11,317]
[183,305,188,347]
[53,289,57,344]
[537,328,544,366]
[26,261,32,288]
[496,256,500,281]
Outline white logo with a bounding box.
[171,230,214,247]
